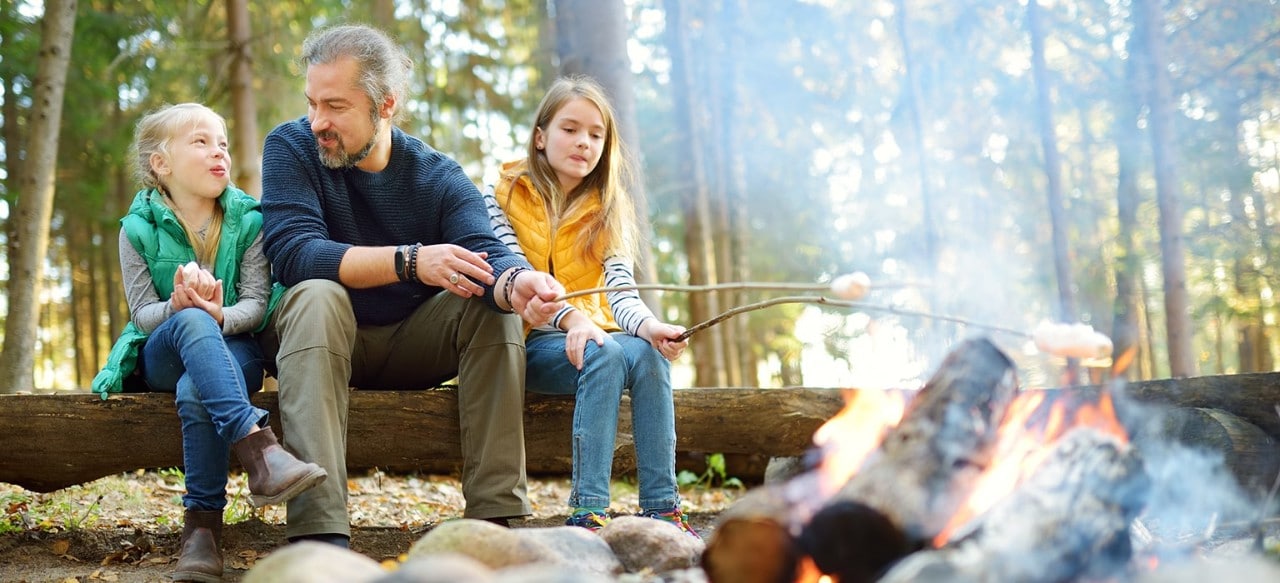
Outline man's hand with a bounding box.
[416,244,494,297]
[508,270,564,326]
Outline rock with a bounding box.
[599,515,705,574]
[517,526,623,576]
[764,456,807,485]
[242,541,385,583]
[493,563,616,582]
[373,552,495,582]
[407,518,552,569]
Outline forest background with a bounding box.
[0,0,1278,394]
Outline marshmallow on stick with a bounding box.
[830,271,871,300]
[1032,321,1113,359]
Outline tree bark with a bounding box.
[1028,0,1080,383]
[1134,0,1196,377]
[663,0,727,386]
[0,387,844,493]
[0,0,77,394]
[553,0,658,298]
[226,0,261,197]
[1112,32,1147,381]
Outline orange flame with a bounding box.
[811,388,907,498]
[932,389,1130,547]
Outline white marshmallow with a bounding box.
[1032,320,1113,359]
[830,272,871,300]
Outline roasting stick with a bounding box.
[550,271,1114,359]
[671,295,1029,342]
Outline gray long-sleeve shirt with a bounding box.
[119,228,271,335]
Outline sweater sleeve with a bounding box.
[220,233,270,335]
[260,123,351,286]
[605,256,657,337]
[120,230,173,334]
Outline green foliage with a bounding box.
[677,453,744,490]
[0,488,105,532]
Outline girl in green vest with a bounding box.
[94,103,326,582]
[484,77,700,539]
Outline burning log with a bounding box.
[702,337,1018,583]
[828,337,1019,543]
[877,428,1150,583]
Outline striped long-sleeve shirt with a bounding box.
[483,185,657,336]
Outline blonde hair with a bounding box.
[521,75,639,262]
[130,102,227,266]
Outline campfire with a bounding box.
[702,337,1180,583]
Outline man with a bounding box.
[259,24,564,547]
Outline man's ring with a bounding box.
[449,273,460,285]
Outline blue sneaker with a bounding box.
[565,508,610,532]
[639,506,701,540]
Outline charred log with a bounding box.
[878,428,1149,583]
[700,485,801,583]
[704,337,1018,582]
[831,337,1018,543]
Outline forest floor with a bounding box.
[0,470,745,582]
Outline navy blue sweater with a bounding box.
[261,117,529,326]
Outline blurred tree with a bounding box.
[0,0,76,393]
[553,0,658,292]
[1135,0,1195,377]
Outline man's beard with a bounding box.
[316,125,380,169]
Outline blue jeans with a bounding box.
[525,330,679,512]
[141,309,268,511]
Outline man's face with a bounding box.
[305,56,381,169]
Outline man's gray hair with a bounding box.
[301,25,413,121]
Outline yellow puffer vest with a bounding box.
[495,160,619,334]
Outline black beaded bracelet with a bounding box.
[502,266,530,311]
[406,243,421,284]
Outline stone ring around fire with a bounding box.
[449,273,460,285]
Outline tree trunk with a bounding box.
[369,0,396,30]
[724,0,756,387]
[1112,34,1146,381]
[226,0,261,197]
[892,0,941,351]
[1134,0,1196,377]
[554,0,658,298]
[664,0,726,386]
[1028,0,1080,383]
[0,0,77,394]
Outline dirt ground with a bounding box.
[0,472,740,583]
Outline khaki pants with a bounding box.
[259,280,530,538]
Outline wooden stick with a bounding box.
[674,296,1030,342]
[552,280,920,302]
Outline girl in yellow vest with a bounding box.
[484,76,699,538]
[95,103,326,581]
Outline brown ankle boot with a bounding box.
[172,509,222,582]
[232,426,327,507]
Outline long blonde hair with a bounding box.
[522,75,639,262]
[130,103,226,266]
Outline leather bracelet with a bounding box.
[502,266,530,311]
[406,243,421,284]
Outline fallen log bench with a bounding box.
[0,387,845,493]
[3,373,1279,495]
